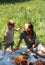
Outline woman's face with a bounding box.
[24,23,32,33]
[24,24,29,32]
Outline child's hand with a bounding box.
[17,26,24,31]
[16,28,21,31]
[21,25,24,29]
[19,25,24,29]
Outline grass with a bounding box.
[0,0,45,49]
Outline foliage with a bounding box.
[0,0,45,49]
[0,0,30,3]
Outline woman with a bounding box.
[17,23,45,57]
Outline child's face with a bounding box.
[8,24,15,30]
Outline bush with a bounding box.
[0,0,30,3]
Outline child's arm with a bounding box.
[4,30,8,45]
[4,36,7,45]
[16,28,21,31]
[14,26,23,31]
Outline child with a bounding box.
[3,19,21,55]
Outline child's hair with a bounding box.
[7,19,15,27]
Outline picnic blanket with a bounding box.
[0,46,45,65]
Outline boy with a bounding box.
[3,19,21,55]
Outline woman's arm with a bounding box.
[26,39,37,53]
[17,39,22,49]
[32,39,37,48]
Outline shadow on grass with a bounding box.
[0,41,2,49]
[0,38,3,49]
[0,0,32,4]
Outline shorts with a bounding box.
[37,44,45,51]
[5,41,14,48]
[32,44,45,53]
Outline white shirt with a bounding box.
[4,28,17,43]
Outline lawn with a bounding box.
[0,0,45,49]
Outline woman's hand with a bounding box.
[12,48,17,52]
[26,49,31,53]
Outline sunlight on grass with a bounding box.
[0,0,45,49]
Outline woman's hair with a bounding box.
[28,22,34,36]
[28,22,33,30]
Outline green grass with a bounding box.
[0,0,45,49]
